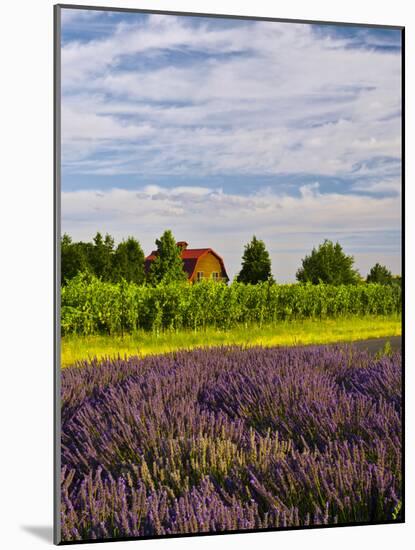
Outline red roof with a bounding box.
[145,247,229,281]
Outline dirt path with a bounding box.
[336,335,402,354]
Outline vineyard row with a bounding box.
[61,274,402,335]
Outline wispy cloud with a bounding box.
[61,12,401,183]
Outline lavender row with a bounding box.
[61,345,402,541]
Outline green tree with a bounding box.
[113,237,145,284]
[366,263,393,285]
[148,230,187,285]
[237,236,274,284]
[90,232,114,280]
[61,234,90,283]
[296,239,360,285]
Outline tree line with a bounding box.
[61,230,400,287]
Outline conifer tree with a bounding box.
[237,236,274,284]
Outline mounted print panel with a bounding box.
[54,4,404,544]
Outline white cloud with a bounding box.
[61,14,401,180]
[61,8,101,26]
[352,178,401,193]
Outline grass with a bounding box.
[61,315,401,368]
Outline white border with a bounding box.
[0,1,411,548]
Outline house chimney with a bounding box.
[177,241,188,251]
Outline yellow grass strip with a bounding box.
[61,315,401,368]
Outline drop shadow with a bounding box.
[21,525,54,543]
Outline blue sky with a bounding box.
[60,8,402,281]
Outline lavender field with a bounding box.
[61,345,402,541]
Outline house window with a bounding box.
[196,271,204,281]
[211,272,219,281]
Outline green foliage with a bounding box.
[375,340,393,360]
[366,263,393,285]
[237,235,274,284]
[61,234,91,283]
[113,237,145,284]
[392,501,402,521]
[61,275,402,336]
[61,232,146,285]
[148,230,187,285]
[296,240,360,285]
[90,232,114,280]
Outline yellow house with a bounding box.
[145,241,229,283]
